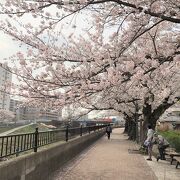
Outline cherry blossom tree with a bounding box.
[0,109,15,122]
[0,0,179,140]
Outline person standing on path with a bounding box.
[106,124,112,140]
[145,125,154,161]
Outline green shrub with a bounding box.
[159,130,180,152]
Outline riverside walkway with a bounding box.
[51,128,158,180]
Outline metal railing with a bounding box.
[0,125,106,158]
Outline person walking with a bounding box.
[106,124,112,140]
[154,133,169,161]
[144,125,154,161]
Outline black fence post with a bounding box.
[34,128,39,152]
[80,125,82,136]
[66,126,69,142]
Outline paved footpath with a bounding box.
[51,128,158,180]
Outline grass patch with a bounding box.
[0,127,13,134]
[159,130,180,152]
[10,123,50,135]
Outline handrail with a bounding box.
[0,125,107,158]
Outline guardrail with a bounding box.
[0,125,107,158]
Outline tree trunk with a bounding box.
[139,118,143,143]
[142,102,152,142]
[128,120,132,137]
[123,119,129,133]
[128,120,136,141]
[141,96,174,143]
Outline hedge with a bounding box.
[159,130,180,152]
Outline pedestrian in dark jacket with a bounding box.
[106,124,112,140]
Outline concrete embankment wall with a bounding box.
[0,130,105,180]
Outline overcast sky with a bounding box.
[0,32,19,61]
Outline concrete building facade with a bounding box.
[157,103,180,130]
[9,99,62,122]
[0,63,12,110]
[23,107,62,122]
[9,99,25,121]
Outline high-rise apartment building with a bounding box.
[0,63,12,110]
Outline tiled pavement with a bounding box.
[143,154,180,180]
[51,128,158,180]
